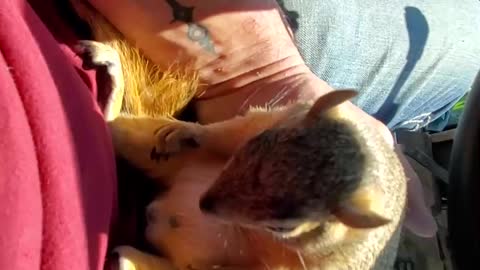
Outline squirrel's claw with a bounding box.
[153,121,203,157]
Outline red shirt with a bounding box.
[0,0,116,269]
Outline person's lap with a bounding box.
[281,0,480,130]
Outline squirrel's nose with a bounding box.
[199,195,216,213]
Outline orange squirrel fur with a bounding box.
[69,0,200,119]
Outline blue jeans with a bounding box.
[280,0,480,131]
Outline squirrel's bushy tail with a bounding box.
[69,0,199,118]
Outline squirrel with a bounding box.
[108,90,406,270]
[68,1,407,269]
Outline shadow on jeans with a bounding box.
[374,6,429,125]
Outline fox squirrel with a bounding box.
[69,1,407,269]
[108,91,406,270]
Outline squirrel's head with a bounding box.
[199,90,392,244]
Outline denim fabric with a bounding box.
[279,0,480,131]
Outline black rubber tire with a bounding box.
[448,70,480,270]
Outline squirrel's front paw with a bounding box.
[74,40,124,121]
[151,121,203,161]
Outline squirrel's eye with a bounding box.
[265,225,296,233]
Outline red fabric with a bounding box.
[0,0,117,269]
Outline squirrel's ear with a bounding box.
[305,89,358,122]
[332,186,391,229]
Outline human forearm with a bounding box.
[86,0,336,122]
[87,0,300,85]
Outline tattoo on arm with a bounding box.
[165,0,216,54]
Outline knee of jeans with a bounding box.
[280,0,480,131]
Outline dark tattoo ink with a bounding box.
[165,0,216,53]
[165,0,194,23]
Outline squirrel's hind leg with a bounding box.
[74,40,125,121]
